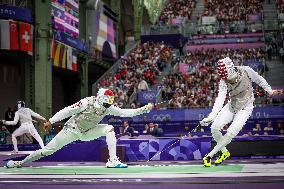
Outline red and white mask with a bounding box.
[216,57,237,80]
[96,88,115,108]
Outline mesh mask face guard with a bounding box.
[216,57,237,80]
[96,89,114,108]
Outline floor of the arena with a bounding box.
[0,152,284,189]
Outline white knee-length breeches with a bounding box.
[21,124,114,164]
[12,122,44,151]
[211,102,254,138]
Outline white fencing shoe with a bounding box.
[106,157,128,168]
[5,160,22,168]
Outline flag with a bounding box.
[66,45,73,70]
[72,49,77,71]
[0,20,19,50]
[54,42,62,66]
[19,22,33,55]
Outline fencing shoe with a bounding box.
[106,157,128,168]
[5,160,22,168]
[203,156,212,167]
[215,151,230,166]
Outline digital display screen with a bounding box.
[51,0,79,38]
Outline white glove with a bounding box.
[0,120,6,125]
[199,117,213,127]
[141,103,153,114]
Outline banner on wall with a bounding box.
[179,63,189,74]
[55,31,87,52]
[131,106,284,122]
[138,91,158,104]
[244,60,264,73]
[96,12,117,59]
[0,5,33,23]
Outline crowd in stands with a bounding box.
[277,0,284,13]
[113,118,284,138]
[98,41,172,107]
[159,48,266,108]
[203,0,263,22]
[117,121,164,137]
[158,0,196,24]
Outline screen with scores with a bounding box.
[51,0,79,38]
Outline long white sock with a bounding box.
[208,134,232,158]
[21,150,44,164]
[212,129,228,153]
[106,131,117,160]
[12,134,18,151]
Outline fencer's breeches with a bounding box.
[12,122,44,151]
[21,124,114,164]
[211,102,254,139]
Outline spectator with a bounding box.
[0,125,8,144]
[146,122,159,136]
[122,121,136,137]
[154,123,164,137]
[5,107,15,134]
[203,0,263,22]
[158,0,196,24]
[143,124,149,134]
[160,48,266,108]
[264,121,274,131]
[266,43,273,61]
[178,39,184,56]
[280,47,284,64]
[138,77,149,91]
[98,41,172,107]
[43,127,56,145]
[276,122,283,134]
[253,123,262,131]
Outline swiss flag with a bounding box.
[0,20,19,50]
[19,22,33,55]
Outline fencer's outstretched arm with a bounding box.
[49,99,88,124]
[29,109,46,121]
[109,103,153,117]
[4,112,19,125]
[208,79,228,119]
[245,66,273,95]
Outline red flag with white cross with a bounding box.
[19,22,33,55]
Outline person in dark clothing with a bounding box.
[147,122,159,136]
[178,39,184,56]
[5,107,15,134]
[122,121,135,137]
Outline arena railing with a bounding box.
[144,21,264,36]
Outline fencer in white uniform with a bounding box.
[200,57,280,167]
[0,101,46,153]
[5,88,153,168]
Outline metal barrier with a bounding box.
[144,21,265,36]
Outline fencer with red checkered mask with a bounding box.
[200,57,274,160]
[7,88,153,169]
